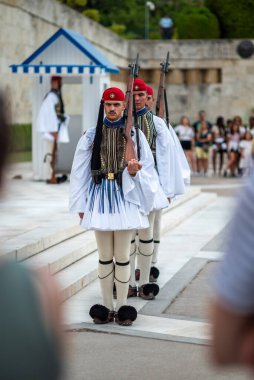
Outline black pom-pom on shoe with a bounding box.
[89,304,114,324]
[139,283,159,300]
[115,305,137,326]
[149,266,160,282]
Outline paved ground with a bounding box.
[62,331,252,380]
[62,174,250,379]
[1,163,251,379]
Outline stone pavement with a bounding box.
[0,163,251,379]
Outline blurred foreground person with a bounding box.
[0,94,62,380]
[212,173,254,368]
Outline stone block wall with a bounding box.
[1,0,254,125]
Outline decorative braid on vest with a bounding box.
[100,125,126,177]
[138,110,157,158]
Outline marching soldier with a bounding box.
[129,78,189,299]
[69,87,164,325]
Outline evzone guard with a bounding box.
[69,85,166,325]
[128,78,190,300]
[37,76,70,184]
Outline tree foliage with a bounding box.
[176,6,220,39]
[59,0,223,39]
[206,0,254,38]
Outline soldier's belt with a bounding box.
[101,173,115,180]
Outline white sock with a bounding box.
[129,233,137,287]
[98,260,114,311]
[138,239,153,286]
[115,261,130,311]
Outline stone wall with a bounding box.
[1,0,254,125]
[0,0,128,123]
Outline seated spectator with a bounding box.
[175,116,196,174]
[211,116,227,176]
[195,121,212,176]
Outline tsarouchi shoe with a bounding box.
[89,304,114,324]
[138,283,159,300]
[149,266,160,282]
[115,305,137,326]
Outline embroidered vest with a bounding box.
[100,124,126,181]
[137,110,157,158]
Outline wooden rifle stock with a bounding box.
[155,52,170,123]
[124,54,139,163]
[48,138,58,184]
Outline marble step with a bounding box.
[2,215,83,262]
[25,230,96,275]
[3,186,201,262]
[162,191,217,235]
[54,191,216,302]
[24,187,201,276]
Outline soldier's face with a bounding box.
[104,101,125,121]
[134,91,147,110]
[146,95,154,111]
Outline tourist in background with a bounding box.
[195,121,212,176]
[175,116,196,174]
[239,130,253,176]
[224,121,240,177]
[159,15,174,39]
[211,116,227,176]
[233,115,246,138]
[247,116,254,137]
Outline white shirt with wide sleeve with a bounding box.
[69,127,166,231]
[37,92,70,143]
[153,115,190,199]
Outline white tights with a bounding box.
[95,230,133,311]
[130,211,156,287]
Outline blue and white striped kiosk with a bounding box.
[10,28,119,181]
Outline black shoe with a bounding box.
[127,285,138,298]
[138,283,159,300]
[89,304,114,324]
[115,305,137,326]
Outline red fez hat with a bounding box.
[51,76,62,82]
[146,85,154,96]
[133,78,147,92]
[102,87,125,101]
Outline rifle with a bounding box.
[44,134,58,184]
[124,54,140,162]
[155,52,170,124]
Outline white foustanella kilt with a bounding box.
[80,178,149,231]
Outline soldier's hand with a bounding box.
[79,213,84,220]
[127,159,142,176]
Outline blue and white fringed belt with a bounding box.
[88,179,124,214]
